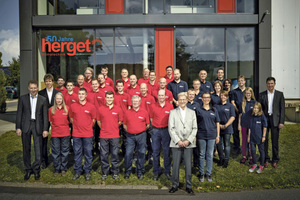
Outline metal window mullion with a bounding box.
[113,27,116,82]
[93,28,96,78]
[224,27,227,79]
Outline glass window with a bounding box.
[148,0,164,14]
[37,0,54,15]
[226,27,255,88]
[77,0,105,15]
[237,0,257,14]
[115,28,154,80]
[192,0,215,13]
[57,0,77,14]
[165,0,192,14]
[175,27,225,86]
[125,0,143,14]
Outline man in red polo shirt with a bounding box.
[69,88,96,181]
[101,66,114,87]
[83,67,94,91]
[147,70,159,95]
[150,89,174,181]
[74,75,92,94]
[98,73,114,95]
[123,95,150,180]
[125,75,140,98]
[152,78,173,104]
[55,76,67,95]
[87,79,100,105]
[138,68,150,85]
[97,91,123,180]
[115,68,131,91]
[164,66,174,85]
[64,80,78,108]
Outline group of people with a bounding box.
[16,66,285,194]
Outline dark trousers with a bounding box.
[51,136,70,172]
[42,136,48,164]
[171,148,193,189]
[250,143,265,165]
[124,132,147,175]
[232,117,241,151]
[265,115,280,163]
[151,128,171,175]
[146,126,153,158]
[119,125,127,155]
[93,123,100,153]
[216,134,231,162]
[21,121,42,174]
[73,136,93,174]
[100,138,120,175]
[193,140,200,167]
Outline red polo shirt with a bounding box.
[83,79,93,91]
[49,106,70,137]
[164,75,174,85]
[55,87,67,96]
[94,91,106,108]
[64,92,78,107]
[124,108,150,134]
[147,81,159,94]
[105,76,114,87]
[138,77,149,85]
[87,90,99,105]
[115,78,131,91]
[125,85,140,98]
[140,94,155,113]
[150,102,173,128]
[97,105,123,139]
[152,88,173,102]
[69,102,96,138]
[114,92,132,112]
[99,84,115,95]
[74,85,92,94]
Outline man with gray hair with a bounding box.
[123,95,150,180]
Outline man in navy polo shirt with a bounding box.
[199,70,213,94]
[211,68,225,86]
[167,69,188,107]
[231,75,246,154]
[193,79,203,105]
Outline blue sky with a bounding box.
[0,0,19,66]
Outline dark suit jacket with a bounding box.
[16,94,49,134]
[38,88,60,109]
[258,90,285,127]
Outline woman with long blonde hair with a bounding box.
[49,92,70,177]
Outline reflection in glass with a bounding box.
[148,0,164,14]
[37,0,54,15]
[165,0,214,14]
[237,0,257,14]
[125,0,143,14]
[115,28,154,80]
[226,28,255,88]
[57,0,77,14]
[175,28,225,86]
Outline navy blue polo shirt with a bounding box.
[240,99,256,128]
[228,90,233,102]
[196,106,220,140]
[232,88,245,112]
[211,78,225,86]
[187,101,201,112]
[194,91,203,106]
[200,80,213,93]
[211,93,221,106]
[167,80,188,101]
[249,114,267,144]
[215,103,235,134]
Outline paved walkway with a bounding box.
[0,100,17,136]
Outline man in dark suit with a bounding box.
[16,80,49,180]
[38,73,60,168]
[258,77,285,168]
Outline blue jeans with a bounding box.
[51,136,70,172]
[216,134,231,162]
[100,138,120,175]
[73,137,93,174]
[124,132,147,175]
[250,142,265,165]
[151,127,171,175]
[199,139,216,175]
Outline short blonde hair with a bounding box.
[177,92,187,99]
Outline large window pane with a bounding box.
[37,0,54,15]
[57,0,77,14]
[115,28,154,80]
[125,0,143,14]
[237,0,257,14]
[176,28,225,86]
[165,0,214,14]
[226,28,255,88]
[56,0,105,15]
[148,0,164,14]
[193,0,215,13]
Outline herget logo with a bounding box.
[42,36,101,56]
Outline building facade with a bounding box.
[19,0,299,102]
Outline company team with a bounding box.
[16,66,285,194]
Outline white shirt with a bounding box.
[46,88,53,104]
[267,90,275,114]
[30,94,38,120]
[179,106,186,122]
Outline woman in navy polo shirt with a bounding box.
[223,79,233,102]
[197,92,220,183]
[239,87,256,164]
[49,92,70,177]
[215,91,235,168]
[211,81,223,106]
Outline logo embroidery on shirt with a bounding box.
[225,108,230,111]
[72,100,76,102]
[138,116,144,119]
[112,112,118,115]
[123,99,127,102]
[165,111,170,114]
[63,113,68,115]
[210,113,215,116]
[85,110,90,113]
[146,102,151,104]
[256,121,261,124]
[179,85,184,88]
[250,106,253,109]
[97,96,102,99]
[206,86,210,88]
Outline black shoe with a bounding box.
[24,171,33,181]
[223,161,229,168]
[165,173,171,180]
[153,174,159,181]
[169,187,178,193]
[186,188,194,194]
[218,159,224,166]
[41,162,47,169]
[124,174,130,179]
[34,172,40,180]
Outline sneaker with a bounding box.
[257,165,264,174]
[53,172,59,177]
[137,174,144,180]
[72,173,81,181]
[85,173,91,181]
[199,174,205,182]
[124,174,130,179]
[153,174,159,181]
[61,170,66,177]
[249,159,254,165]
[206,174,212,182]
[249,164,257,173]
[101,175,107,181]
[112,174,119,180]
[240,157,247,164]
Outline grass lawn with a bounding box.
[0,124,299,192]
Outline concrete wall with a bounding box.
[272,0,300,98]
